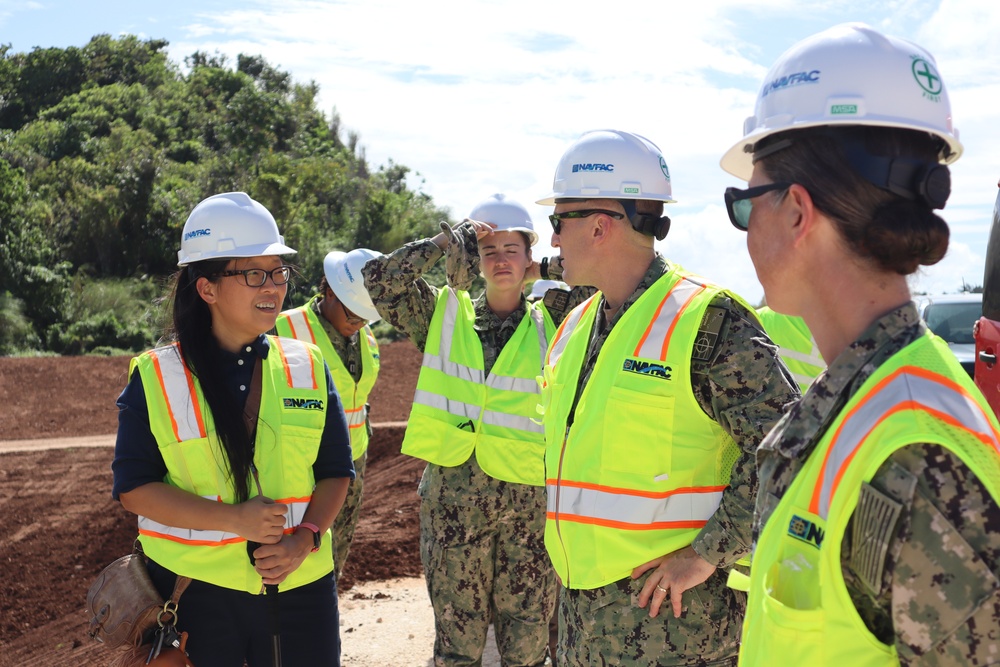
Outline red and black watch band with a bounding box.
[297,522,321,553]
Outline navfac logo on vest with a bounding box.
[787,514,825,548]
[622,358,671,380]
[283,397,325,410]
[572,163,614,173]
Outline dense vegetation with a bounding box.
[0,35,454,355]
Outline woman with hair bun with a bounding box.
[721,24,1000,666]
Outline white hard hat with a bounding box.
[468,193,538,246]
[324,248,382,322]
[537,129,675,206]
[178,192,295,266]
[528,279,566,300]
[721,23,963,181]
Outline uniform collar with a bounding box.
[765,301,925,460]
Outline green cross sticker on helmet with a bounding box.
[659,156,670,180]
[912,57,943,97]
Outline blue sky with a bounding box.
[4,0,998,303]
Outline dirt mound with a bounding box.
[0,340,425,666]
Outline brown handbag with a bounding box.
[86,542,165,649]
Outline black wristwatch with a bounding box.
[298,522,321,553]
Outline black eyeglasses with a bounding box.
[724,183,792,231]
[548,209,625,235]
[212,265,293,287]
[340,300,367,326]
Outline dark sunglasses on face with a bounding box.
[548,209,625,235]
[724,182,793,231]
[212,265,293,287]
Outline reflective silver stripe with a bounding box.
[419,290,545,433]
[530,307,548,366]
[546,484,723,526]
[283,310,316,345]
[791,371,817,387]
[276,337,318,389]
[413,388,482,420]
[634,279,704,360]
[778,342,824,369]
[344,405,368,427]
[153,345,204,442]
[817,369,999,519]
[483,409,544,434]
[138,499,311,545]
[422,350,485,384]
[486,374,538,393]
[548,296,597,369]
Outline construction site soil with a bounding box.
[0,340,426,666]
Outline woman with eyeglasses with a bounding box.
[721,25,1000,666]
[112,192,355,666]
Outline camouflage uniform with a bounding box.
[362,232,557,667]
[756,302,1000,666]
[309,297,370,579]
[556,254,799,667]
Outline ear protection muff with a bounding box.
[843,137,952,209]
[619,199,672,241]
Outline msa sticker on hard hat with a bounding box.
[827,97,864,117]
[621,183,642,196]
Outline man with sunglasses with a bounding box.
[536,129,798,666]
[275,247,383,580]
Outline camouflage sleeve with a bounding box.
[848,444,1000,667]
[444,220,481,291]
[538,255,598,326]
[361,239,443,352]
[689,294,800,568]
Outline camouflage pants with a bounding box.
[419,456,556,667]
[333,451,366,579]
[558,570,744,666]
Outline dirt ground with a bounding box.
[0,340,438,666]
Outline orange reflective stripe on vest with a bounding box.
[810,364,1000,518]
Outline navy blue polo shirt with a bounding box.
[112,335,354,500]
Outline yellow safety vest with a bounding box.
[275,296,380,459]
[540,267,744,589]
[131,336,334,593]
[740,332,1000,666]
[402,287,554,485]
[757,307,825,391]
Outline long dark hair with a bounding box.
[166,260,255,503]
[756,126,949,276]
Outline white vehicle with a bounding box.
[917,293,983,378]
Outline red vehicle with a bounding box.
[974,179,1000,417]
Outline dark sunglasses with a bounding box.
[339,300,367,326]
[212,265,293,287]
[724,182,792,231]
[548,209,625,235]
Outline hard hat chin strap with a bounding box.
[619,199,671,241]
